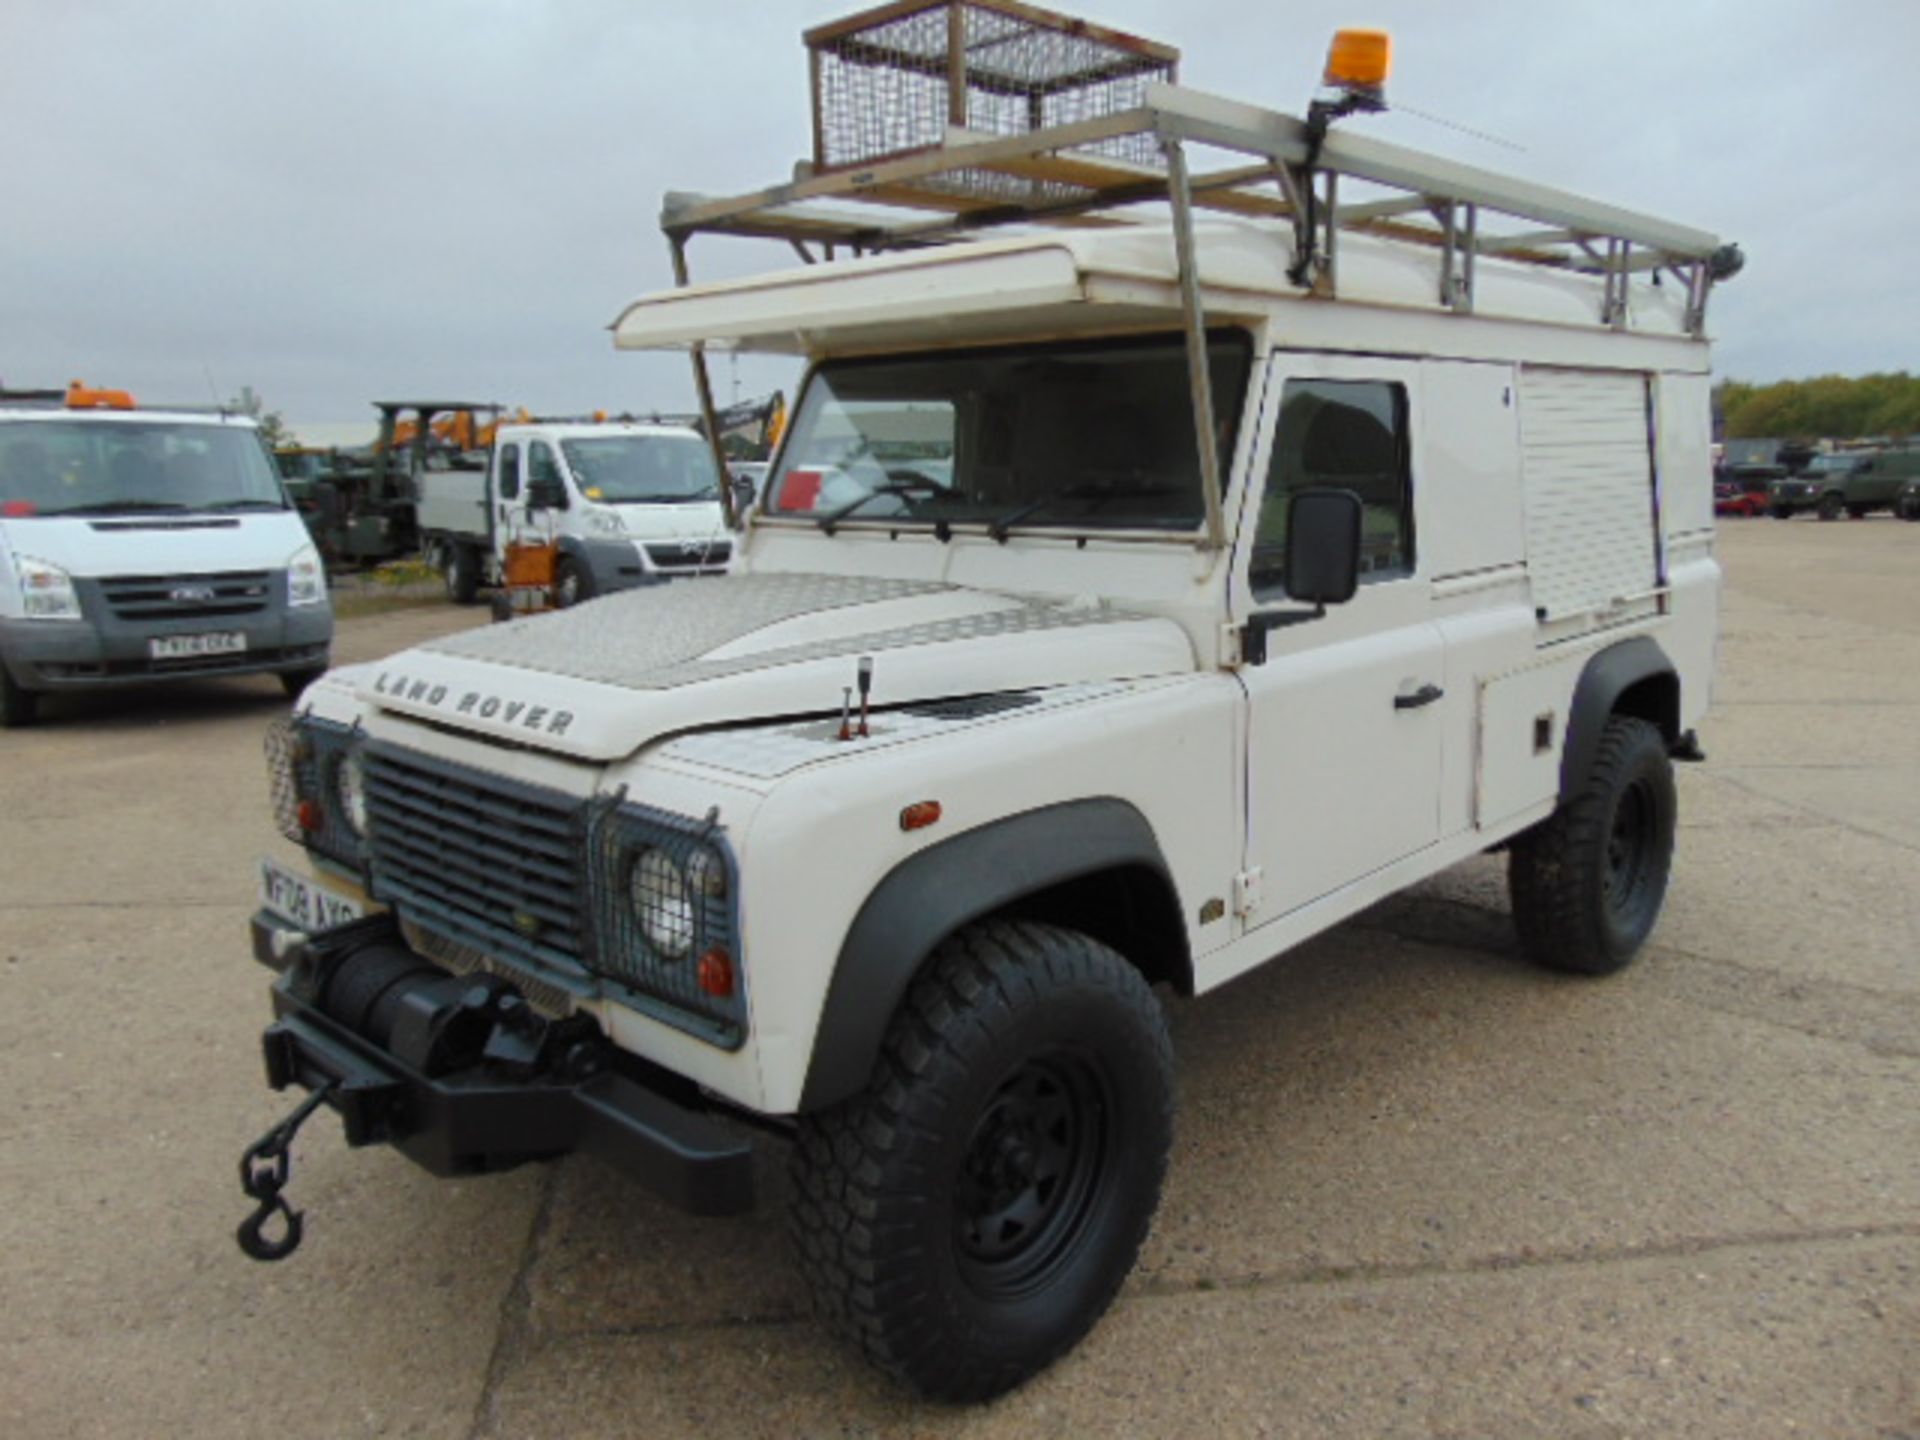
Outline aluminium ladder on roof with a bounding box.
[658,81,1738,544]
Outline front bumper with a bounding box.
[0,602,332,690]
[249,911,755,1215]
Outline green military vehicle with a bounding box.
[1774,448,1920,520]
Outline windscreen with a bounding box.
[0,420,285,517]
[561,434,721,503]
[766,332,1252,534]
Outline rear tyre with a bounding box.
[1817,493,1844,521]
[0,667,40,728]
[444,544,480,605]
[790,920,1174,1403]
[1902,497,1920,521]
[1509,715,1676,976]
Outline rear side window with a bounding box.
[496,443,520,499]
[1251,379,1413,598]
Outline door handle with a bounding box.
[1394,683,1444,710]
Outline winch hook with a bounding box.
[235,1082,336,1263]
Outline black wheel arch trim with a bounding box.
[798,798,1185,1113]
[1559,636,1681,804]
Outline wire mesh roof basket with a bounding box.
[806,0,1178,195]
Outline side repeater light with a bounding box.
[899,800,943,832]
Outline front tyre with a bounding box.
[790,921,1173,1403]
[1509,715,1676,975]
[0,666,40,727]
[553,557,591,609]
[443,543,480,605]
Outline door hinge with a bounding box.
[1233,867,1263,918]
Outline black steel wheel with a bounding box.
[791,920,1173,1403]
[1817,492,1844,521]
[1509,715,1676,975]
[0,665,40,728]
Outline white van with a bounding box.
[0,388,330,726]
[417,420,732,606]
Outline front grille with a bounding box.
[98,569,273,620]
[644,540,731,572]
[359,744,744,1046]
[362,745,590,981]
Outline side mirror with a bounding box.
[1282,487,1363,608]
[527,475,567,510]
[731,474,757,517]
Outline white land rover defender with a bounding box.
[240,20,1739,1403]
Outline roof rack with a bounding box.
[666,82,1739,333]
[655,22,1739,544]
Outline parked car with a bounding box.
[1715,464,1780,517]
[1820,447,1920,519]
[1770,452,1868,518]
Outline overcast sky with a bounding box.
[4,1,1915,442]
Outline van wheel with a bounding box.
[444,544,480,605]
[790,921,1173,1403]
[553,557,591,608]
[0,668,40,728]
[1817,493,1844,521]
[1509,715,1675,975]
[278,666,328,700]
[1902,498,1920,521]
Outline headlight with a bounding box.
[629,847,694,958]
[583,506,626,539]
[333,750,367,836]
[287,543,326,607]
[15,556,83,621]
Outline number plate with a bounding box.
[151,631,247,660]
[259,855,367,933]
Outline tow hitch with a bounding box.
[235,1080,337,1261]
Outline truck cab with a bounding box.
[0,384,331,725]
[419,420,732,606]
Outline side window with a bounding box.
[496,443,520,499]
[1250,379,1413,599]
[527,442,561,498]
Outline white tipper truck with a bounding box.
[237,22,1739,1402]
[415,419,733,608]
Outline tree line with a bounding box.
[1717,373,1920,441]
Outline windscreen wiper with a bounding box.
[985,484,1187,543]
[815,477,945,536]
[197,499,289,512]
[40,500,191,516]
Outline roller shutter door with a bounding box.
[1518,367,1659,628]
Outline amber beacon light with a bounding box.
[1323,27,1391,98]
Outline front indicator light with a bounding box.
[296,799,323,832]
[698,947,735,998]
[900,800,942,832]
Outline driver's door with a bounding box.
[1237,353,1445,924]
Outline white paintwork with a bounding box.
[278,201,1723,1118]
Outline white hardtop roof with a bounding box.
[614,217,1697,359]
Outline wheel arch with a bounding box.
[1559,636,1680,805]
[796,798,1191,1112]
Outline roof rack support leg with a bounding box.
[668,236,741,532]
[1321,170,1339,296]
[1161,137,1226,553]
[1461,203,1477,314]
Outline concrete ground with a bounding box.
[2,519,1915,1438]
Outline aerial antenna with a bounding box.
[1392,100,1526,153]
[202,364,224,408]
